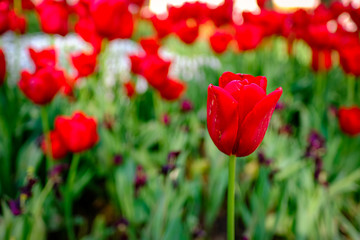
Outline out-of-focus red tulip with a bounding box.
[0,1,9,35]
[207,72,282,157]
[150,15,172,39]
[41,130,68,159]
[142,55,171,88]
[0,49,6,86]
[18,67,65,105]
[209,29,233,54]
[235,24,263,51]
[128,0,145,8]
[55,111,98,153]
[9,11,26,34]
[75,17,103,53]
[36,0,69,36]
[158,78,186,101]
[257,0,268,9]
[72,0,91,18]
[338,106,360,136]
[174,18,199,44]
[311,4,333,25]
[311,48,332,72]
[330,1,348,18]
[71,51,97,78]
[22,0,35,10]
[305,24,334,50]
[140,37,160,55]
[209,0,233,27]
[29,47,56,70]
[339,45,360,76]
[91,0,133,40]
[124,81,136,98]
[243,10,285,37]
[129,54,144,75]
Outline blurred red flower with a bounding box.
[0,49,5,86]
[0,1,9,35]
[55,111,98,153]
[75,17,103,53]
[207,72,282,156]
[158,78,186,101]
[18,67,65,105]
[36,0,69,36]
[235,24,263,51]
[142,55,171,88]
[41,130,68,160]
[338,106,360,136]
[174,19,199,44]
[140,37,160,55]
[124,81,136,98]
[71,51,97,78]
[29,47,56,70]
[208,0,233,27]
[339,45,360,76]
[311,48,332,72]
[209,29,233,54]
[90,0,133,40]
[9,11,26,34]
[150,15,172,39]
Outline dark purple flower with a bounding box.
[305,130,326,159]
[161,164,176,175]
[20,177,37,198]
[257,151,272,166]
[167,151,181,161]
[134,166,147,191]
[9,199,21,216]
[114,154,123,165]
[180,99,193,112]
[275,101,285,111]
[162,113,171,126]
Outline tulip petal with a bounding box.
[234,87,282,157]
[207,84,239,155]
[219,71,242,88]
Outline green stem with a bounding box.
[40,107,53,169]
[33,180,54,215]
[347,75,355,106]
[65,154,81,240]
[227,155,236,240]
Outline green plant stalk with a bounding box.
[40,106,53,170]
[227,155,236,240]
[347,75,355,105]
[65,154,81,240]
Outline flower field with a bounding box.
[0,0,360,239]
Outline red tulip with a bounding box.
[0,1,9,35]
[18,67,65,105]
[257,0,268,9]
[29,47,56,70]
[338,106,360,136]
[150,15,172,39]
[339,45,360,76]
[174,19,199,44]
[129,54,144,75]
[0,49,6,86]
[71,51,97,78]
[36,0,69,36]
[207,72,282,157]
[142,55,171,88]
[90,0,133,40]
[158,78,186,101]
[235,24,263,51]
[124,81,135,98]
[243,10,285,37]
[209,0,233,27]
[22,0,35,10]
[9,11,27,34]
[75,17,103,53]
[209,29,233,54]
[55,111,98,153]
[305,24,334,50]
[140,37,160,55]
[41,130,68,159]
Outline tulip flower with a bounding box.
[208,0,233,27]
[55,111,98,153]
[9,11,27,34]
[90,0,133,40]
[339,45,360,77]
[71,51,97,78]
[0,2,9,35]
[41,130,69,160]
[207,72,282,240]
[235,24,263,51]
[142,55,171,88]
[29,47,56,70]
[311,48,332,72]
[209,29,233,54]
[158,78,186,101]
[75,18,103,53]
[0,48,5,86]
[36,0,69,36]
[124,81,136,98]
[150,15,172,39]
[174,19,199,44]
[338,106,360,136]
[18,67,65,105]
[139,37,160,55]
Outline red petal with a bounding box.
[234,87,282,157]
[219,71,242,88]
[207,84,239,155]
